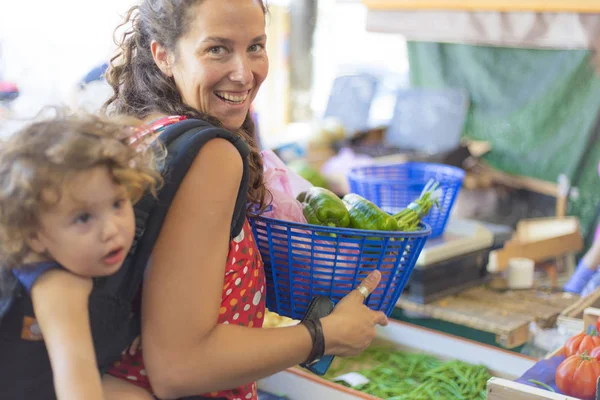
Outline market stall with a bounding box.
[253,1,600,398]
[487,307,600,399]
[362,0,600,247]
[257,129,597,399]
[259,319,537,399]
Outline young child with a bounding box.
[0,111,162,400]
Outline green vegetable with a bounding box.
[321,345,491,399]
[297,187,350,228]
[342,193,398,231]
[287,160,329,189]
[393,180,441,231]
[528,379,556,392]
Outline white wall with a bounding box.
[311,0,408,118]
[0,0,136,118]
[0,0,408,140]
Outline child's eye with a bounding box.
[113,199,124,209]
[74,213,92,224]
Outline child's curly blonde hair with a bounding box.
[0,111,163,268]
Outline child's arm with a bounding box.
[30,269,103,400]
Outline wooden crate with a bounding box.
[258,320,536,399]
[487,378,578,400]
[396,285,581,348]
[488,217,583,273]
[550,306,600,358]
[557,286,600,336]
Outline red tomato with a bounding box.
[564,330,600,358]
[591,346,600,361]
[556,353,600,400]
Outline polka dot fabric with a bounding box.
[106,219,266,400]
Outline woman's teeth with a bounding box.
[216,92,248,104]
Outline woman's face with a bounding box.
[170,0,268,131]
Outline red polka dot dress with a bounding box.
[107,219,266,400]
[208,219,267,399]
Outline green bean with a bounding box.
[528,379,555,392]
[322,346,491,399]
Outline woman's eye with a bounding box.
[249,44,264,53]
[74,213,92,224]
[208,46,226,55]
[113,199,124,209]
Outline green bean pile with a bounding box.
[322,346,491,399]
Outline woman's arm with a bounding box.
[31,269,103,400]
[142,138,386,399]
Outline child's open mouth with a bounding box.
[103,247,125,266]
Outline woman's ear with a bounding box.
[151,40,174,77]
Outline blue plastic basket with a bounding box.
[249,216,431,319]
[347,162,465,238]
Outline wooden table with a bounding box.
[396,285,581,349]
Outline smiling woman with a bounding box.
[105,0,268,210]
[102,1,390,400]
[151,1,269,131]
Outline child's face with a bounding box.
[28,165,136,277]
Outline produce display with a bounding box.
[555,352,600,400]
[523,322,600,400]
[554,327,600,399]
[287,160,330,190]
[563,329,600,358]
[263,309,298,328]
[296,181,440,233]
[297,187,350,229]
[392,180,440,232]
[322,344,490,400]
[343,193,398,231]
[264,310,493,399]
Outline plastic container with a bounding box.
[507,258,535,289]
[249,216,431,319]
[347,162,465,238]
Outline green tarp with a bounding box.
[407,42,600,241]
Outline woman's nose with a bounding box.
[228,55,252,85]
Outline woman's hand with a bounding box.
[320,270,389,357]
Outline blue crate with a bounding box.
[347,162,465,238]
[249,216,431,319]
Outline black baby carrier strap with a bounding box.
[0,119,250,399]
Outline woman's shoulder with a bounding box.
[151,115,245,194]
[189,137,244,180]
